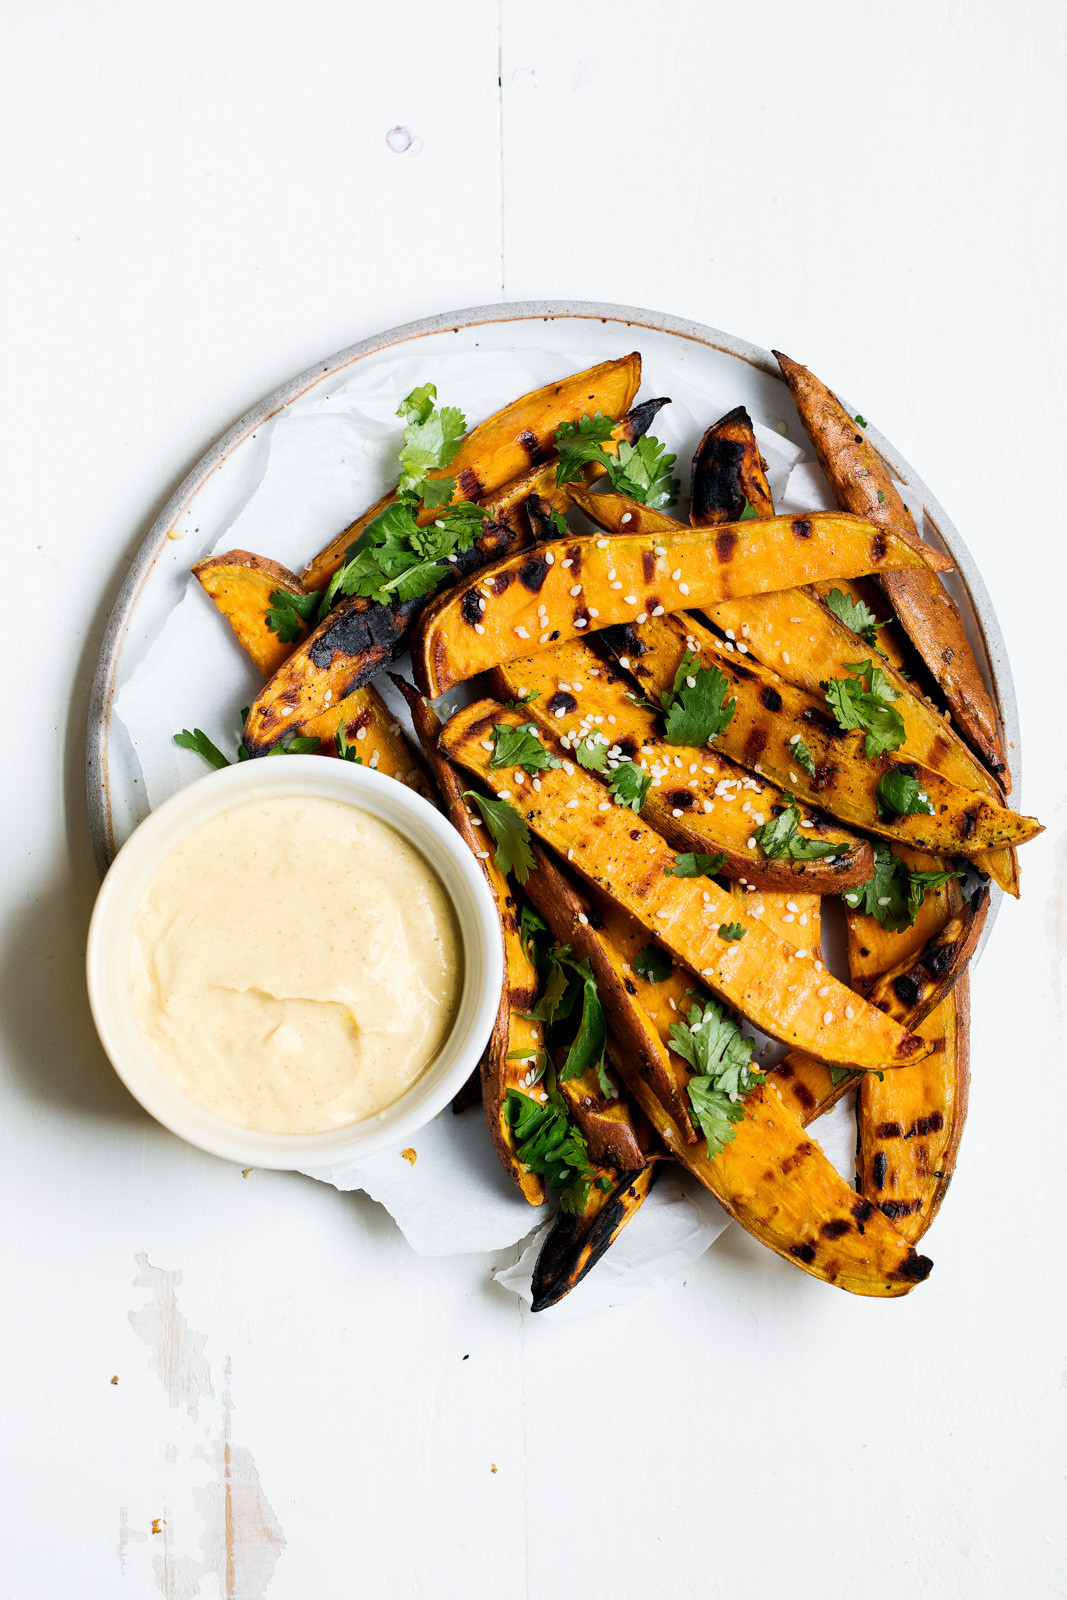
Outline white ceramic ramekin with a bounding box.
[86,757,502,1169]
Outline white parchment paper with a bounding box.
[111,335,878,1317]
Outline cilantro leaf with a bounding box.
[519,903,547,957]
[553,413,616,486]
[876,769,935,818]
[531,955,572,1026]
[738,498,759,521]
[842,842,963,933]
[877,490,885,503]
[397,403,466,494]
[334,720,363,763]
[753,803,838,861]
[854,414,868,428]
[173,728,231,770]
[264,587,322,643]
[557,957,606,1086]
[574,733,609,772]
[633,944,672,983]
[505,1090,592,1213]
[464,790,534,884]
[396,384,437,426]
[490,722,560,775]
[266,733,321,756]
[549,508,568,537]
[661,653,736,747]
[665,852,727,879]
[823,586,886,650]
[416,475,457,512]
[668,997,765,1158]
[718,923,746,941]
[606,434,679,509]
[792,738,817,777]
[608,761,650,812]
[823,660,906,759]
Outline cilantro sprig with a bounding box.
[753,801,838,861]
[633,944,673,983]
[792,738,817,777]
[265,586,322,643]
[668,997,765,1158]
[318,384,487,617]
[718,923,746,941]
[505,1091,593,1214]
[876,769,935,818]
[660,652,736,747]
[173,728,233,770]
[554,413,679,508]
[489,722,561,776]
[823,659,906,759]
[823,587,887,653]
[664,852,727,879]
[842,842,963,932]
[607,760,650,812]
[464,790,534,884]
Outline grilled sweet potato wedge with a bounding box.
[847,850,962,992]
[531,1162,659,1312]
[603,612,1041,857]
[774,351,1008,785]
[704,585,1019,895]
[301,683,431,796]
[193,550,311,677]
[856,982,969,1243]
[440,700,930,1070]
[414,500,951,697]
[302,354,643,592]
[690,405,774,525]
[523,845,697,1140]
[865,889,988,1028]
[490,639,873,893]
[557,1053,647,1172]
[393,682,545,1203]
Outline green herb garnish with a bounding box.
[876,770,935,818]
[792,738,817,777]
[489,722,560,775]
[607,761,650,812]
[823,659,906,759]
[842,842,963,932]
[173,728,232,770]
[753,802,838,861]
[264,587,322,643]
[463,790,534,884]
[664,852,727,879]
[668,998,765,1158]
[823,587,887,652]
[718,923,746,941]
[554,413,678,508]
[633,944,673,983]
[660,652,736,747]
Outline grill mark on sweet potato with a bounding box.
[913,1112,944,1136]
[744,726,769,763]
[790,1242,816,1263]
[761,686,783,713]
[547,691,577,717]
[792,518,813,539]
[489,571,512,597]
[780,1140,813,1177]
[872,1151,888,1188]
[892,974,922,1007]
[623,977,636,995]
[457,466,483,501]
[460,589,482,627]
[665,789,694,810]
[791,1081,817,1112]
[852,1197,875,1226]
[716,529,738,562]
[518,555,550,593]
[821,1218,851,1239]
[881,1199,922,1219]
[958,805,980,839]
[616,736,638,759]
[876,1121,905,1139]
[895,1251,933,1281]
[517,429,548,466]
[871,532,888,562]
[642,550,656,584]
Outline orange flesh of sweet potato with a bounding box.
[301,355,642,592]
[856,982,969,1245]
[774,350,1008,786]
[689,405,775,525]
[297,683,431,797]
[609,611,1041,856]
[558,1061,647,1172]
[704,585,1019,895]
[846,848,961,993]
[413,502,951,697]
[393,683,546,1204]
[490,639,873,894]
[863,889,988,1029]
[192,550,310,677]
[440,699,930,1070]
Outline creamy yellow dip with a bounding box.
[129,795,461,1133]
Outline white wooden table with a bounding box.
[4,4,1065,1594]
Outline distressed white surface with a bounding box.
[2,2,1066,1596]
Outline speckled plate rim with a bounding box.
[87,299,1020,962]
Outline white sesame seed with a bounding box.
[788,733,800,744]
[670,807,681,818]
[595,538,608,549]
[545,551,555,564]
[498,790,511,800]
[822,1010,833,1026]
[515,626,530,638]
[598,801,609,812]
[621,512,632,524]
[537,604,547,616]
[619,656,631,670]
[783,651,790,664]
[565,799,579,809]
[476,850,489,859]
[480,739,493,750]
[539,632,550,644]
[799,819,814,828]
[877,895,891,906]
[561,558,573,569]
[799,912,808,926]
[575,618,587,628]
[567,848,574,860]
[703,800,713,812]
[478,597,486,612]
[356,726,367,740]
[656,910,670,920]
[532,778,541,792]
[607,568,616,581]
[588,607,599,618]
[578,913,588,925]
[794,948,808,959]
[725,629,735,641]
[845,1005,854,1019]
[654,545,666,556]
[782,913,795,923]
[752,905,764,918]
[609,580,623,590]
[679,582,690,595]
[569,585,581,597]
[670,568,682,581]
[514,772,525,785]
[652,605,664,616]
[747,837,756,849]
[786,901,799,913]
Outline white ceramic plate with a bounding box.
[87,299,1020,970]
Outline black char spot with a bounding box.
[642,550,656,584]
[518,555,549,593]
[876,1121,905,1139]
[852,1198,875,1225]
[616,736,638,758]
[958,806,980,839]
[789,1242,816,1264]
[623,977,636,995]
[460,589,482,627]
[896,1252,934,1282]
[881,1200,922,1219]
[821,1219,851,1239]
[761,686,782,713]
[629,829,642,840]
[665,789,693,810]
[892,974,922,1007]
[871,532,888,562]
[792,518,813,539]
[716,529,738,562]
[489,571,512,596]
[872,1152,888,1188]
[518,429,548,466]
[913,1112,944,1136]
[547,692,577,716]
[925,943,953,979]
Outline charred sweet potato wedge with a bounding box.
[704,585,1019,895]
[774,350,1008,785]
[865,888,988,1028]
[440,699,931,1071]
[393,681,546,1204]
[302,354,643,592]
[847,849,962,992]
[413,497,951,697]
[604,611,1041,857]
[556,1052,647,1172]
[690,405,774,525]
[299,683,431,797]
[856,982,969,1244]
[192,550,311,677]
[523,846,697,1141]
[491,639,872,893]
[530,1162,659,1313]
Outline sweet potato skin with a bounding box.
[192,550,309,677]
[774,350,1008,787]
[864,889,988,1029]
[690,405,774,526]
[490,641,874,894]
[440,699,931,1070]
[530,1163,658,1312]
